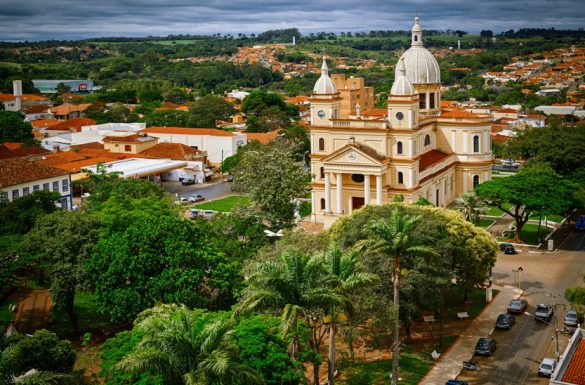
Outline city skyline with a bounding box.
[1,0,584,41]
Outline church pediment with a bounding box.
[323,143,386,166]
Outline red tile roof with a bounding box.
[31,119,59,129]
[246,130,280,144]
[1,142,24,151]
[141,142,201,160]
[24,105,51,114]
[419,149,451,171]
[103,134,157,143]
[45,118,96,132]
[43,151,87,162]
[0,145,50,160]
[562,339,585,384]
[0,158,70,188]
[50,157,117,172]
[50,103,92,116]
[440,108,480,119]
[142,126,237,137]
[69,142,104,151]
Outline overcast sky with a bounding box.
[1,0,583,41]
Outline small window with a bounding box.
[424,134,431,147]
[33,185,40,191]
[398,171,404,184]
[473,175,480,188]
[414,35,418,42]
[0,192,8,203]
[320,167,325,179]
[419,93,426,109]
[429,92,435,109]
[318,138,325,151]
[43,183,49,190]
[52,181,59,191]
[473,135,480,153]
[23,187,30,196]
[397,141,403,155]
[320,198,326,210]
[124,145,131,152]
[62,179,69,192]
[12,189,19,200]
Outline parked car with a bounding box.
[445,381,468,385]
[188,194,205,203]
[181,178,196,186]
[502,159,520,168]
[538,358,557,377]
[507,299,528,314]
[174,197,189,205]
[564,309,581,328]
[474,337,497,356]
[189,209,200,219]
[503,243,516,254]
[202,210,215,219]
[534,304,554,322]
[495,313,515,330]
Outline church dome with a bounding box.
[396,16,441,84]
[391,58,414,95]
[313,58,337,94]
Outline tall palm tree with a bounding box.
[238,250,349,385]
[455,191,487,224]
[116,307,262,385]
[323,244,378,385]
[365,210,436,385]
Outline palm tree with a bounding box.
[323,244,378,385]
[238,250,349,385]
[116,306,262,385]
[364,210,436,385]
[455,191,487,224]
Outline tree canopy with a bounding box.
[0,110,34,143]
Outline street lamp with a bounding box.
[512,267,523,290]
[524,311,560,359]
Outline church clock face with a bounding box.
[317,110,326,118]
[395,112,404,121]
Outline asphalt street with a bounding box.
[164,181,232,200]
[458,230,585,385]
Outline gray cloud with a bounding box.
[0,0,583,41]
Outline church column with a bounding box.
[376,175,383,205]
[311,191,316,215]
[336,173,343,214]
[425,92,430,112]
[440,178,446,207]
[325,173,331,213]
[364,175,371,206]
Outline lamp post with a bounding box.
[512,267,523,290]
[524,311,560,359]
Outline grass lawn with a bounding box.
[339,336,457,385]
[49,292,111,337]
[444,287,498,321]
[485,203,513,217]
[474,219,495,229]
[194,195,251,212]
[497,223,551,245]
[528,214,565,223]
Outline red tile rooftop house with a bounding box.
[550,327,585,385]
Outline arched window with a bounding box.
[429,92,435,109]
[414,35,418,42]
[320,167,325,179]
[473,135,480,153]
[397,141,403,155]
[473,175,480,188]
[398,171,404,184]
[318,138,325,151]
[320,198,325,210]
[424,134,431,147]
[419,93,426,109]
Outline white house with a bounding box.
[141,127,247,165]
[0,158,73,209]
[41,122,147,151]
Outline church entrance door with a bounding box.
[352,197,365,211]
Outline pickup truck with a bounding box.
[534,304,554,322]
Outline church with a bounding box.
[309,16,493,228]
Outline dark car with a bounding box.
[475,337,497,356]
[495,313,515,330]
[503,243,516,254]
[507,299,528,314]
[445,381,468,385]
[181,178,196,186]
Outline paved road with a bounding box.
[458,230,585,384]
[165,181,232,201]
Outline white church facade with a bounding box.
[309,16,493,228]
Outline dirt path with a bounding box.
[13,288,51,334]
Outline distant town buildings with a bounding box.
[32,79,97,94]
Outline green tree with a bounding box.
[321,244,378,385]
[362,210,436,385]
[0,111,34,143]
[454,191,487,223]
[565,273,585,314]
[21,211,100,333]
[0,190,61,234]
[142,109,192,127]
[0,329,76,381]
[232,140,310,227]
[188,95,235,128]
[238,250,348,385]
[476,165,581,242]
[87,216,237,322]
[115,306,262,385]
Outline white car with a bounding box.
[538,358,557,377]
[502,159,520,168]
[174,197,189,205]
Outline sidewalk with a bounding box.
[419,285,522,385]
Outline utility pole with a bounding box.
[553,294,560,359]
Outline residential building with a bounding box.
[0,158,73,209]
[330,74,375,118]
[550,327,585,385]
[49,103,92,121]
[309,16,492,229]
[140,126,247,165]
[32,79,96,94]
[103,134,158,154]
[141,142,210,183]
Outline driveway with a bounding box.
[164,181,232,201]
